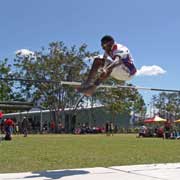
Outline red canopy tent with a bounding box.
[144,118,154,123]
[174,119,180,123]
[144,116,167,123]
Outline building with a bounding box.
[2,106,131,133]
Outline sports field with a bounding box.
[0,134,180,173]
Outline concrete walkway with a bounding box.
[0,163,180,180]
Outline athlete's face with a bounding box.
[101,41,113,53]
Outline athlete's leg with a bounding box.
[82,65,112,96]
[85,57,105,85]
[94,67,112,86]
[78,58,105,93]
[110,64,132,81]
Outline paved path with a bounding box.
[0,163,180,180]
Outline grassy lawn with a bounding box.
[0,134,180,173]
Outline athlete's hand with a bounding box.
[100,67,112,79]
[102,68,107,74]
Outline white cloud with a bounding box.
[136,65,166,76]
[15,49,35,57]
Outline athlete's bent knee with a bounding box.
[94,58,105,67]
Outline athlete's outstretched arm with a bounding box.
[103,56,123,72]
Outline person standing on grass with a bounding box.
[105,121,110,136]
[109,122,114,136]
[4,118,14,140]
[22,117,29,137]
[137,125,147,138]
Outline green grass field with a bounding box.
[0,134,180,173]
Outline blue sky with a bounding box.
[0,0,180,104]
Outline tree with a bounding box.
[153,92,180,120]
[13,41,98,131]
[0,59,14,101]
[95,78,146,122]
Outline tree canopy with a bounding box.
[0,58,14,101]
[152,92,180,119]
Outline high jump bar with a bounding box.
[60,81,180,93]
[0,78,180,93]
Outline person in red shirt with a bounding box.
[5,118,14,126]
[0,111,3,119]
[4,118,14,140]
[50,120,55,133]
[78,35,137,96]
[0,112,4,134]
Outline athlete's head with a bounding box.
[101,35,114,52]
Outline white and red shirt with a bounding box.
[104,43,136,75]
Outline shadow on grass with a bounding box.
[24,169,89,179]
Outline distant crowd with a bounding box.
[3,117,178,142]
[0,116,29,140]
[137,120,180,139]
[0,118,119,141]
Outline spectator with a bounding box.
[0,119,4,134]
[137,125,147,138]
[15,122,19,135]
[114,125,118,133]
[109,122,114,136]
[50,120,55,133]
[0,111,3,119]
[4,118,14,140]
[105,121,110,136]
[58,122,64,133]
[22,117,29,137]
[163,120,172,139]
[156,127,164,137]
